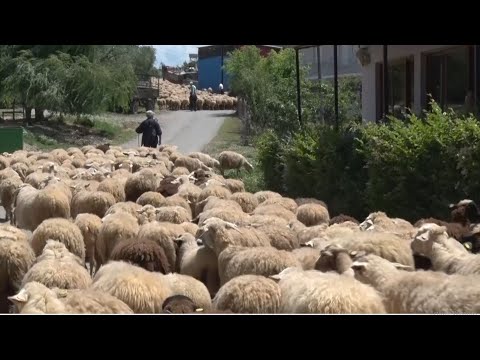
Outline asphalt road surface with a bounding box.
[122,110,233,153]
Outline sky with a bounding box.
[149,45,203,67]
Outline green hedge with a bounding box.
[256,102,480,222]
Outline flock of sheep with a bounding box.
[155,79,237,111]
[1,142,480,314]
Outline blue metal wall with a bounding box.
[198,56,231,91]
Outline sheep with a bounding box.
[91,261,172,313]
[71,190,116,219]
[97,178,126,203]
[162,273,212,310]
[30,218,85,261]
[314,244,355,275]
[10,283,134,314]
[105,201,142,219]
[8,281,67,314]
[0,175,23,222]
[322,230,415,267]
[270,267,386,314]
[449,199,480,226]
[155,206,192,224]
[217,151,253,176]
[411,223,480,275]
[74,213,102,275]
[296,224,329,245]
[22,240,91,290]
[199,217,272,252]
[197,207,250,226]
[95,211,139,271]
[0,155,10,170]
[248,215,289,228]
[180,221,199,236]
[292,247,321,270]
[136,204,159,225]
[197,185,232,203]
[254,190,282,204]
[187,152,220,169]
[359,211,415,241]
[171,167,191,176]
[195,196,243,218]
[162,294,200,313]
[223,179,245,194]
[174,176,202,205]
[174,233,219,296]
[124,168,160,202]
[14,183,71,232]
[295,197,328,208]
[137,221,184,271]
[351,252,480,314]
[414,217,470,242]
[110,238,171,273]
[164,195,193,218]
[249,223,299,251]
[229,192,259,213]
[157,175,181,197]
[296,203,330,226]
[0,230,36,313]
[253,204,296,222]
[259,197,298,213]
[329,214,360,225]
[10,162,29,180]
[174,156,210,173]
[213,275,281,314]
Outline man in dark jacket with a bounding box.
[135,110,162,148]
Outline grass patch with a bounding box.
[203,116,265,193]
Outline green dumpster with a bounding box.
[0,127,23,153]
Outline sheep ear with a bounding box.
[8,289,28,304]
[195,308,204,312]
[448,203,455,209]
[269,274,281,282]
[392,263,414,271]
[464,242,473,251]
[302,240,314,248]
[351,261,368,271]
[349,251,358,256]
[321,250,333,257]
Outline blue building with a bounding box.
[197,45,281,91]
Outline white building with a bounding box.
[289,45,478,122]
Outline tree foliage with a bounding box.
[0,45,157,116]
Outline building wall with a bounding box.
[361,45,455,121]
[198,55,230,91]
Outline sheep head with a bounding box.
[411,223,451,256]
[350,253,413,284]
[449,199,480,225]
[197,217,240,252]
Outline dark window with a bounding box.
[425,45,474,114]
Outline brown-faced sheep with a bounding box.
[449,199,480,226]
[213,275,281,314]
[110,238,171,273]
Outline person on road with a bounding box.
[135,110,162,148]
[189,82,197,111]
[219,83,224,95]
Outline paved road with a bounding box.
[122,110,233,154]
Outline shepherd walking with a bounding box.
[135,110,162,148]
